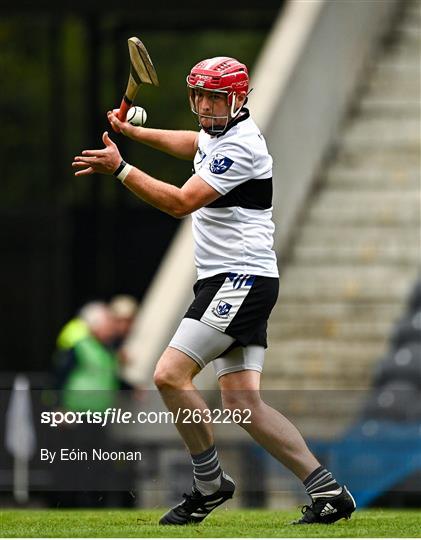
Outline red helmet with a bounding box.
[187,57,249,102]
[187,57,249,134]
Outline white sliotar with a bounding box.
[127,106,147,126]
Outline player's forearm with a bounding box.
[124,126,198,161]
[121,166,187,218]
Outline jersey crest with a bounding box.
[209,154,234,174]
[212,300,233,318]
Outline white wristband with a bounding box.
[113,160,133,183]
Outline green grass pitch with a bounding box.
[1,509,420,537]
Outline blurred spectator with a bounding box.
[54,301,119,412]
[109,294,138,353]
[50,302,122,507]
[108,295,139,392]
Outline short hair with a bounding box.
[109,295,138,318]
[78,301,110,331]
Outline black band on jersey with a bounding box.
[206,177,272,210]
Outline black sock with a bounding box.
[191,445,222,495]
[303,466,342,500]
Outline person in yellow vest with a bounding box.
[54,301,119,412]
[50,302,121,507]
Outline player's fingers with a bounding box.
[102,131,116,147]
[107,111,123,133]
[81,149,106,157]
[74,166,94,176]
[71,162,95,172]
[108,109,121,119]
[73,155,97,164]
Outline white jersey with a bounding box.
[192,109,279,280]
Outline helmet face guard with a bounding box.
[187,86,244,135]
[187,56,249,136]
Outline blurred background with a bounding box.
[0,0,420,514]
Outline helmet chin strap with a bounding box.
[230,92,243,118]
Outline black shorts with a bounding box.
[184,272,279,348]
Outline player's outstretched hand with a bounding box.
[72,132,122,177]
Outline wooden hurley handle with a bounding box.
[117,95,132,122]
